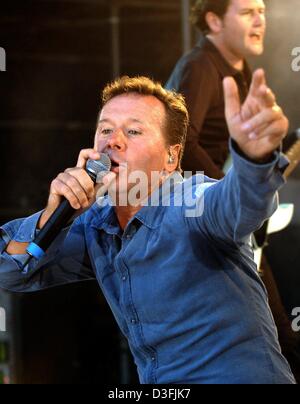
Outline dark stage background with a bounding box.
[0,0,299,384]
[0,0,186,385]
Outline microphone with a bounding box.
[21,154,111,273]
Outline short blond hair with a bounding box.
[102,76,189,172]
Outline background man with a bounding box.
[166,0,265,178]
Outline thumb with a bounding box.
[223,77,241,121]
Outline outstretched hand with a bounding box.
[223,69,289,162]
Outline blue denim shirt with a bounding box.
[0,142,296,384]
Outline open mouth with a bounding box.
[111,161,119,169]
[110,158,122,173]
[250,33,262,41]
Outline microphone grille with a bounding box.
[86,154,111,182]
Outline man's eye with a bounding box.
[101,129,113,135]
[128,130,142,136]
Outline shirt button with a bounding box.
[122,276,126,282]
[131,319,137,324]
[151,356,155,362]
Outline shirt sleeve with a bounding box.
[186,139,289,246]
[0,211,95,292]
[167,58,225,179]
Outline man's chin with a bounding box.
[247,44,264,56]
[107,181,153,208]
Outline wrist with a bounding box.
[232,140,276,165]
[245,153,274,165]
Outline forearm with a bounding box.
[2,211,43,257]
[5,240,29,255]
[199,140,288,244]
[4,205,83,256]
[5,209,47,256]
[0,211,95,292]
[0,212,43,290]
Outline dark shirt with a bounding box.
[166,36,252,179]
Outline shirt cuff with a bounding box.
[229,139,289,181]
[12,211,44,243]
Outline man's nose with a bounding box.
[106,129,126,151]
[253,11,265,27]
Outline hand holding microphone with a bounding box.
[22,149,115,272]
[38,149,113,229]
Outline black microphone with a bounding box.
[21,154,111,273]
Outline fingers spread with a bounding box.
[240,97,261,122]
[241,106,283,138]
[259,86,277,108]
[223,77,241,119]
[248,69,266,98]
[251,118,289,142]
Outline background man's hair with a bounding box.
[102,76,189,172]
[191,0,231,34]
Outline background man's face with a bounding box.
[94,93,169,203]
[221,0,266,59]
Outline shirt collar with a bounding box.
[89,202,121,236]
[89,171,184,232]
[135,171,184,229]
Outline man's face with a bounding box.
[94,93,171,204]
[221,0,266,58]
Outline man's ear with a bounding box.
[206,12,224,34]
[165,144,182,173]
